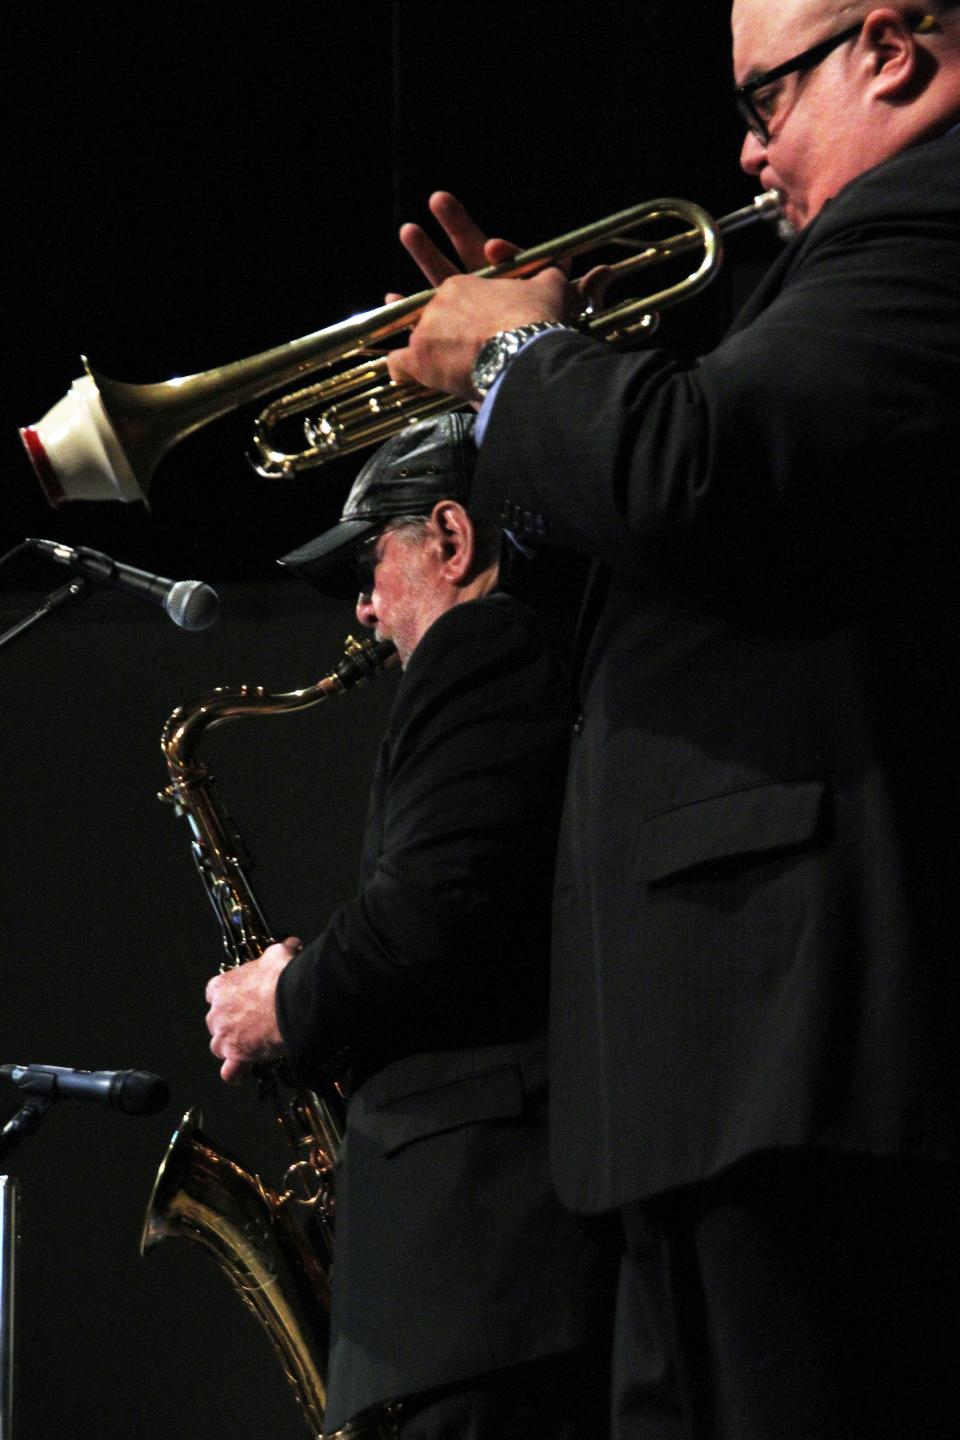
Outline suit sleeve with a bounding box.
[275,598,569,1082]
[474,153,960,589]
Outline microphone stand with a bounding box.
[0,577,92,654]
[0,1101,55,1440]
[0,1176,17,1440]
[0,537,83,1434]
[0,1096,59,1440]
[0,1065,167,1439]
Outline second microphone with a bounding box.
[27,539,219,631]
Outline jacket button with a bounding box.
[572,713,585,737]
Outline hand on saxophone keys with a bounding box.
[205,938,302,1084]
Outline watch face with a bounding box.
[472,325,559,396]
[472,334,511,396]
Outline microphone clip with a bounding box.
[0,1096,55,1162]
[0,573,95,655]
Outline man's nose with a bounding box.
[740,127,765,175]
[356,591,376,627]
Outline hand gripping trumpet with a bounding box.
[19,192,781,505]
[141,635,399,1440]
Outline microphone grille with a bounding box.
[116,1070,170,1116]
[166,580,220,631]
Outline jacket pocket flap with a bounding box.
[356,1065,526,1156]
[642,778,827,884]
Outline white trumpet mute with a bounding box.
[19,371,144,508]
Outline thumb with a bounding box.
[220,1054,249,1085]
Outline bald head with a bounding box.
[734,0,959,69]
[734,0,852,53]
[735,0,960,53]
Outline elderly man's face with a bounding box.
[354,522,447,667]
[732,0,870,233]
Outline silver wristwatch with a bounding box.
[470,322,572,398]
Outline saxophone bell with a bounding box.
[141,1107,332,1433]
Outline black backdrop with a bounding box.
[1,5,780,1437]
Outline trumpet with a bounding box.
[18,191,780,507]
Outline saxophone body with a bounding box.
[141,636,397,1440]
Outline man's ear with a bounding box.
[431,500,475,583]
[862,8,933,98]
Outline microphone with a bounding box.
[26,538,219,631]
[0,1064,170,1116]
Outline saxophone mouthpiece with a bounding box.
[336,636,398,687]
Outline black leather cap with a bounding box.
[279,412,476,597]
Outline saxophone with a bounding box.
[140,635,398,1440]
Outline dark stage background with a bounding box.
[1,4,780,1438]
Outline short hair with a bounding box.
[385,509,502,572]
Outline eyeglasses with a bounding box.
[735,12,939,144]
[734,19,863,143]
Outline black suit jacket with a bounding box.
[276,593,611,1428]
[473,129,960,1214]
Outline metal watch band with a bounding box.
[470,322,573,399]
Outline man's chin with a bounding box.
[377,625,410,668]
[761,184,802,241]
[774,194,802,240]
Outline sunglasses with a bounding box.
[354,531,386,595]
